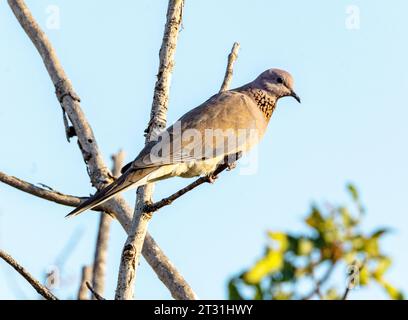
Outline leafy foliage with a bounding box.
[228,184,404,300]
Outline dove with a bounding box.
[66,68,300,217]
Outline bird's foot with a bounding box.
[143,200,155,215]
[107,171,116,181]
[207,174,218,184]
[226,161,237,171]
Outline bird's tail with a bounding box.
[66,167,156,218]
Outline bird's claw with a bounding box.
[226,161,237,171]
[207,174,218,184]
[107,172,116,181]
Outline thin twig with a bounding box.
[342,260,365,300]
[92,150,125,299]
[342,286,351,300]
[115,0,185,300]
[7,0,196,300]
[0,249,58,300]
[301,262,336,300]
[220,42,240,92]
[310,267,324,300]
[86,281,105,300]
[91,211,111,299]
[0,171,107,212]
[77,265,92,300]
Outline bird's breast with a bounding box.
[175,157,222,178]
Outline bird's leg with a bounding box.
[225,152,241,171]
[206,174,219,184]
[207,152,242,183]
[142,199,156,215]
[107,171,116,181]
[226,161,237,171]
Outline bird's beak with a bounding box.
[290,90,301,103]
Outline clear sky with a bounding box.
[1,0,407,299]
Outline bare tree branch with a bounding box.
[220,42,240,92]
[301,262,336,300]
[146,0,185,135]
[342,286,351,300]
[0,171,105,211]
[7,0,196,300]
[77,265,92,300]
[0,249,58,300]
[91,150,125,300]
[115,0,185,300]
[309,267,324,300]
[86,281,105,300]
[342,261,365,300]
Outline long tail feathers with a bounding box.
[66,168,154,218]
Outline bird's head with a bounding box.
[254,68,300,103]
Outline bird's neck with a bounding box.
[245,87,277,120]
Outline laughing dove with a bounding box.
[67,68,300,217]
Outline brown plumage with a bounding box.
[66,68,300,217]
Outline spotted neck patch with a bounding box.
[247,88,277,120]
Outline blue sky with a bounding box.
[1,0,408,299]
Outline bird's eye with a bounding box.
[276,77,284,84]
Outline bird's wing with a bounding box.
[124,91,267,171]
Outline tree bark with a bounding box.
[220,42,240,92]
[115,0,185,300]
[77,265,92,300]
[91,150,125,299]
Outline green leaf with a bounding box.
[228,279,243,300]
[305,206,325,230]
[370,228,391,238]
[279,261,296,282]
[340,207,358,228]
[243,249,284,285]
[325,287,340,300]
[347,183,359,201]
[351,236,365,251]
[273,290,293,300]
[287,235,300,253]
[372,257,392,280]
[253,283,264,300]
[359,266,370,286]
[378,280,405,300]
[297,238,314,256]
[267,232,289,252]
[364,237,380,257]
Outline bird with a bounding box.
[66,68,300,217]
